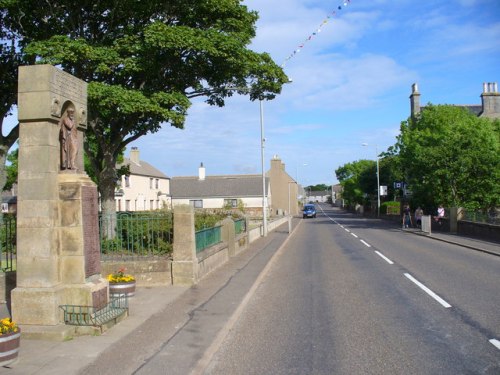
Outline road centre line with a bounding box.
[404,273,452,308]
[360,240,371,247]
[374,251,394,264]
[351,233,358,238]
[490,339,500,350]
[345,229,350,233]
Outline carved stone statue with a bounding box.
[60,106,78,170]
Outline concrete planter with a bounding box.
[0,329,20,366]
[109,281,136,297]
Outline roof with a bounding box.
[171,175,269,199]
[421,104,483,117]
[120,158,169,179]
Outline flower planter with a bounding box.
[109,281,136,297]
[0,329,20,367]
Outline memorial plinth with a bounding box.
[11,65,108,337]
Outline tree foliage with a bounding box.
[3,0,288,217]
[396,105,500,210]
[335,160,374,206]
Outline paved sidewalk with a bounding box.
[405,229,500,256]
[0,220,297,375]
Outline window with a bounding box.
[125,200,130,211]
[150,200,154,210]
[124,176,130,188]
[190,200,203,208]
[224,199,238,208]
[150,178,153,189]
[155,179,159,189]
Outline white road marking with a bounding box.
[404,273,452,308]
[375,251,394,264]
[351,233,358,238]
[345,229,350,233]
[360,240,371,247]
[490,339,500,350]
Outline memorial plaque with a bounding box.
[92,288,107,310]
[82,185,101,277]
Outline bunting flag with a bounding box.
[281,0,352,67]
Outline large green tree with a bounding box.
[3,0,288,219]
[335,159,374,207]
[396,105,500,210]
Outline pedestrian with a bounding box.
[402,203,412,228]
[434,204,445,224]
[415,206,423,228]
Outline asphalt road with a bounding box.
[204,205,500,374]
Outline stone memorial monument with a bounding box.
[11,65,108,337]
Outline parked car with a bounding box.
[303,204,317,218]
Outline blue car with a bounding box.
[303,204,317,218]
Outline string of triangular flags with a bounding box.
[281,0,353,67]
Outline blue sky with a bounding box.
[5,0,499,187]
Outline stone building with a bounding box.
[410,82,500,120]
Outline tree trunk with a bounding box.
[99,154,118,239]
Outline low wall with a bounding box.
[458,221,500,243]
[101,259,172,286]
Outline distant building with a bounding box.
[410,82,500,120]
[170,163,271,217]
[115,147,171,212]
[307,190,330,203]
[268,155,299,216]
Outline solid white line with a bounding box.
[351,233,358,238]
[360,240,371,247]
[404,273,452,308]
[490,339,500,350]
[375,251,394,264]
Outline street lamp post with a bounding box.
[260,100,268,237]
[362,143,380,218]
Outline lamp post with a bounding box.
[260,100,268,237]
[362,143,380,218]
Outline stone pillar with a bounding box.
[11,65,107,333]
[172,205,198,285]
[221,217,236,257]
[449,207,458,234]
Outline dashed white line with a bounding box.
[345,229,350,233]
[490,339,500,350]
[360,240,371,247]
[404,273,452,308]
[374,251,394,264]
[351,233,358,238]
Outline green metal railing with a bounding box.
[60,295,128,328]
[234,218,246,235]
[99,212,173,259]
[195,225,222,253]
[0,215,16,271]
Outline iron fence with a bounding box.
[234,218,246,235]
[0,215,16,271]
[195,225,222,253]
[461,209,500,225]
[99,211,173,260]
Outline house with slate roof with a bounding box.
[410,82,500,120]
[170,157,301,217]
[115,147,171,211]
[170,163,271,217]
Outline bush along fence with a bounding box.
[99,211,173,259]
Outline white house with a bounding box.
[170,163,271,217]
[115,147,171,212]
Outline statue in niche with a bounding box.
[60,105,78,170]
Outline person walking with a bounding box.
[402,203,412,229]
[415,206,423,228]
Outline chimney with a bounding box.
[480,82,500,118]
[198,162,205,181]
[130,147,140,165]
[410,83,421,120]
